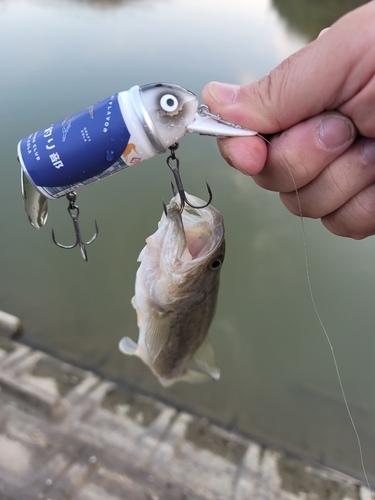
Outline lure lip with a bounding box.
[186,112,258,137]
[21,169,49,229]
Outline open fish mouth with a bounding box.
[165,193,225,267]
[182,208,221,261]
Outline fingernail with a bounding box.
[208,82,239,105]
[318,115,355,149]
[362,139,375,165]
[318,27,330,38]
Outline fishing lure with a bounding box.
[17,83,256,260]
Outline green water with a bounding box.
[1,0,374,483]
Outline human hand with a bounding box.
[202,1,375,239]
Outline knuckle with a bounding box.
[321,192,375,239]
[280,192,302,216]
[322,218,369,239]
[252,73,284,132]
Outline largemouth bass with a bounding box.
[118,193,225,387]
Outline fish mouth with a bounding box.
[180,204,224,264]
[161,193,224,268]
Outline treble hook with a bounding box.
[166,143,212,210]
[52,192,98,262]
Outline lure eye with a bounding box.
[160,94,179,113]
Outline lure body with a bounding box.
[18,84,198,202]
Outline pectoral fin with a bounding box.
[146,311,170,363]
[193,337,221,380]
[118,336,138,356]
[131,296,142,327]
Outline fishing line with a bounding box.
[260,135,374,498]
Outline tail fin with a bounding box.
[118,336,138,356]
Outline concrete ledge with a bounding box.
[0,336,372,500]
[0,311,22,339]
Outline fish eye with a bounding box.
[160,94,179,113]
[209,258,222,270]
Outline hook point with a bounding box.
[51,193,98,261]
[171,182,177,197]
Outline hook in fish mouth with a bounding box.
[166,142,213,211]
[162,200,168,217]
[170,182,212,211]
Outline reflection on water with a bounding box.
[64,0,148,7]
[272,0,369,39]
[1,0,375,485]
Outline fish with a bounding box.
[118,193,225,387]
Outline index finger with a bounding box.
[216,111,357,186]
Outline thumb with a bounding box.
[202,3,374,134]
[202,64,328,134]
[202,41,339,134]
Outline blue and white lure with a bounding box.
[17,83,257,260]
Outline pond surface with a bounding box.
[1,0,374,484]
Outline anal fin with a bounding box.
[193,336,221,380]
[159,369,211,387]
